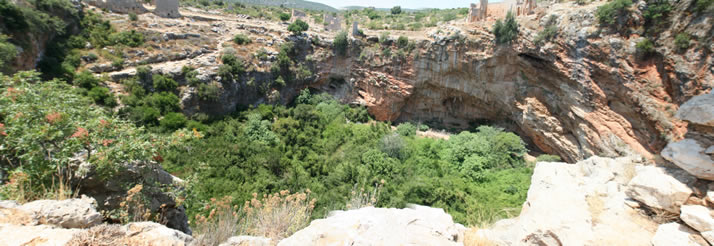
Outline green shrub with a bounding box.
[493,11,519,45]
[160,112,188,131]
[396,122,416,137]
[109,30,144,47]
[152,74,177,92]
[129,12,138,21]
[534,15,558,45]
[0,34,17,73]
[636,38,655,55]
[642,0,671,27]
[288,19,309,35]
[198,82,221,101]
[74,70,99,89]
[233,34,251,45]
[379,32,390,45]
[274,75,286,87]
[219,52,246,81]
[130,105,160,125]
[145,92,180,114]
[695,0,713,12]
[279,12,291,21]
[595,0,632,25]
[397,36,408,49]
[182,66,200,87]
[87,86,117,107]
[333,31,348,56]
[674,33,690,50]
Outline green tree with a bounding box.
[333,31,348,56]
[595,0,632,25]
[0,34,17,73]
[288,19,309,35]
[493,11,519,45]
[160,112,188,131]
[279,12,291,21]
[391,6,402,15]
[152,74,177,92]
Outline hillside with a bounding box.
[231,0,337,11]
[0,0,713,245]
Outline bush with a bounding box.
[152,74,177,92]
[287,19,309,35]
[396,122,416,137]
[73,70,99,89]
[595,0,632,25]
[397,36,408,49]
[145,91,180,114]
[219,52,246,81]
[493,11,519,45]
[109,30,144,47]
[0,34,17,73]
[642,0,671,27]
[535,154,561,162]
[128,12,137,21]
[198,82,221,101]
[233,34,251,45]
[379,32,390,45]
[636,38,655,55]
[182,66,200,87]
[333,31,348,56]
[534,15,558,45]
[674,33,690,50]
[87,86,117,107]
[279,12,291,21]
[160,112,187,131]
[695,0,713,12]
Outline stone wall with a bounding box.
[85,0,146,14]
[154,0,180,18]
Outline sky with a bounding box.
[307,0,489,9]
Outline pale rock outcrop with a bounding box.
[662,139,714,181]
[0,196,102,229]
[478,156,657,245]
[701,231,714,245]
[0,223,81,246]
[278,205,465,246]
[626,165,693,213]
[681,205,714,232]
[651,222,707,246]
[123,222,193,245]
[219,236,272,246]
[676,92,714,127]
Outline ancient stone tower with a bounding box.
[352,21,360,36]
[154,0,180,18]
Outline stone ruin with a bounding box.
[515,0,536,16]
[291,9,307,21]
[467,0,488,22]
[86,0,146,14]
[154,0,180,18]
[323,14,342,32]
[352,21,360,36]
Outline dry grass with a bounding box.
[119,184,152,224]
[463,227,498,246]
[66,224,128,246]
[0,164,77,203]
[346,181,384,210]
[191,190,315,246]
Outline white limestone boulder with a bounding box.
[681,205,714,232]
[662,139,714,181]
[626,165,693,213]
[5,196,103,229]
[219,236,272,246]
[652,223,707,246]
[277,205,465,246]
[676,92,714,127]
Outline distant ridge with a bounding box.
[229,0,337,11]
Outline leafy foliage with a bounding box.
[695,0,713,12]
[636,38,655,55]
[595,0,632,25]
[108,30,145,47]
[333,31,348,56]
[674,33,690,50]
[642,0,671,28]
[391,6,402,15]
[233,34,252,45]
[162,92,532,225]
[0,34,17,73]
[493,11,519,45]
[279,12,291,21]
[287,19,309,35]
[534,15,558,45]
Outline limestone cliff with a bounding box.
[310,0,712,162]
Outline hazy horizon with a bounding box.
[307,0,501,10]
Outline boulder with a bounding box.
[681,205,714,232]
[219,236,272,246]
[278,205,465,246]
[701,231,714,245]
[676,92,714,127]
[1,196,102,229]
[478,156,657,245]
[0,224,81,246]
[626,165,693,213]
[662,139,714,180]
[124,222,194,246]
[652,223,707,246]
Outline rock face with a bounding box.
[681,205,714,233]
[662,92,714,180]
[478,156,658,245]
[278,205,466,246]
[662,139,714,180]
[154,0,180,18]
[626,165,694,213]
